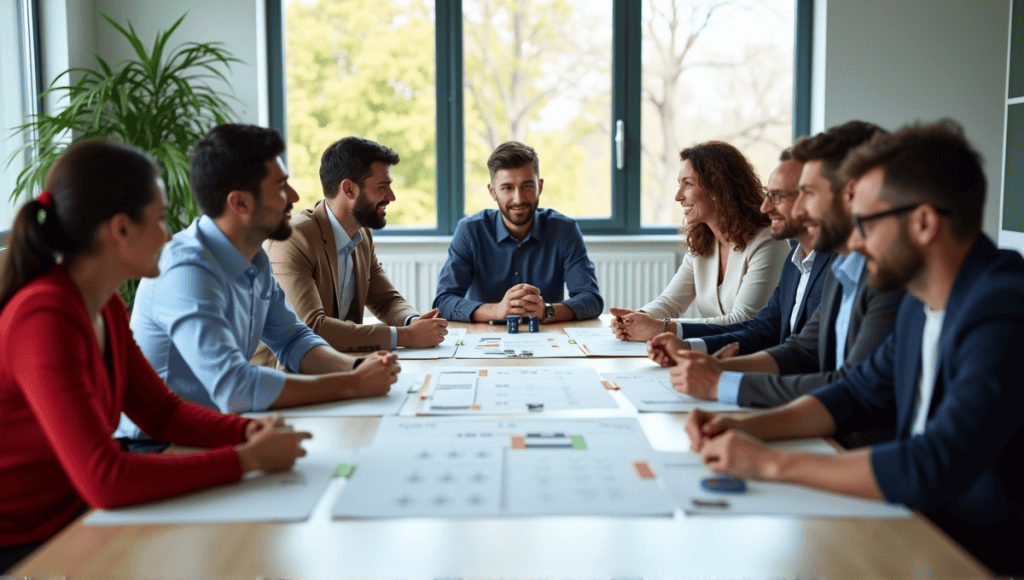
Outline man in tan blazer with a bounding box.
[252,137,447,366]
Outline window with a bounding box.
[1,0,40,243]
[276,0,807,235]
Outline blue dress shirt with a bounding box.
[433,208,603,321]
[831,252,865,366]
[115,216,328,439]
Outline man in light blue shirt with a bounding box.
[433,141,603,322]
[117,124,400,445]
[655,121,903,409]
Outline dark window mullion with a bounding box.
[436,0,463,236]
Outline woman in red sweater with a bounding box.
[0,140,312,572]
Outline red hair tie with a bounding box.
[37,191,53,210]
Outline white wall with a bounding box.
[816,0,1010,240]
[39,0,266,125]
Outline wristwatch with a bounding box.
[544,302,555,320]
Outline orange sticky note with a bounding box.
[633,461,656,480]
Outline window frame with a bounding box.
[267,0,811,237]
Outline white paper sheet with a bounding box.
[417,366,618,415]
[372,416,655,450]
[655,455,911,519]
[563,327,650,357]
[84,454,352,525]
[454,332,586,358]
[332,442,673,518]
[245,374,421,418]
[504,446,675,516]
[394,328,467,359]
[601,369,744,412]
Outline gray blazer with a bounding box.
[734,263,904,408]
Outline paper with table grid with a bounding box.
[418,366,619,415]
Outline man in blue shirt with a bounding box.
[117,124,400,444]
[685,120,1023,576]
[433,141,603,322]
[653,121,903,409]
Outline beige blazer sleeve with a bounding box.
[351,229,420,328]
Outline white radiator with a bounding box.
[378,250,678,314]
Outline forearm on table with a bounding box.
[765,447,883,501]
[719,351,781,373]
[734,395,838,441]
[298,345,356,374]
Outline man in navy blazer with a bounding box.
[653,149,835,356]
[683,120,1023,575]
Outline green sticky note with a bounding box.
[569,435,586,450]
[333,463,355,478]
[455,340,464,346]
[567,339,577,344]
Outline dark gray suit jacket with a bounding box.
[734,259,904,407]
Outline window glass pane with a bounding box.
[1,0,32,233]
[641,0,794,227]
[285,0,437,228]
[463,0,613,220]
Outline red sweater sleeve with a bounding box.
[12,297,245,510]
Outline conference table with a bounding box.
[12,316,991,579]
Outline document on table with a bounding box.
[373,416,655,450]
[563,327,650,357]
[601,369,744,412]
[394,328,467,359]
[417,366,619,415]
[245,373,422,418]
[331,442,673,518]
[454,332,586,358]
[84,453,352,525]
[655,453,911,519]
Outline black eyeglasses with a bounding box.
[852,203,952,237]
[762,188,799,204]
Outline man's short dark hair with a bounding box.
[779,147,793,162]
[486,141,540,180]
[841,119,985,240]
[790,121,886,195]
[189,124,285,217]
[320,136,400,199]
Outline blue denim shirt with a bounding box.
[115,216,328,439]
[433,208,603,321]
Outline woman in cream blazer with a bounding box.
[612,141,790,341]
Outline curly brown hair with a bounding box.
[679,141,769,256]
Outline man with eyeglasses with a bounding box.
[649,121,904,412]
[645,149,834,358]
[682,120,1023,576]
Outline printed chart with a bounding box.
[418,366,618,415]
[563,327,650,357]
[601,369,744,412]
[454,332,585,358]
[332,442,673,518]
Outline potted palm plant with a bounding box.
[6,12,240,307]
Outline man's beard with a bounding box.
[770,215,804,241]
[866,223,924,291]
[352,191,387,230]
[812,196,853,253]
[267,216,292,241]
[500,200,537,227]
